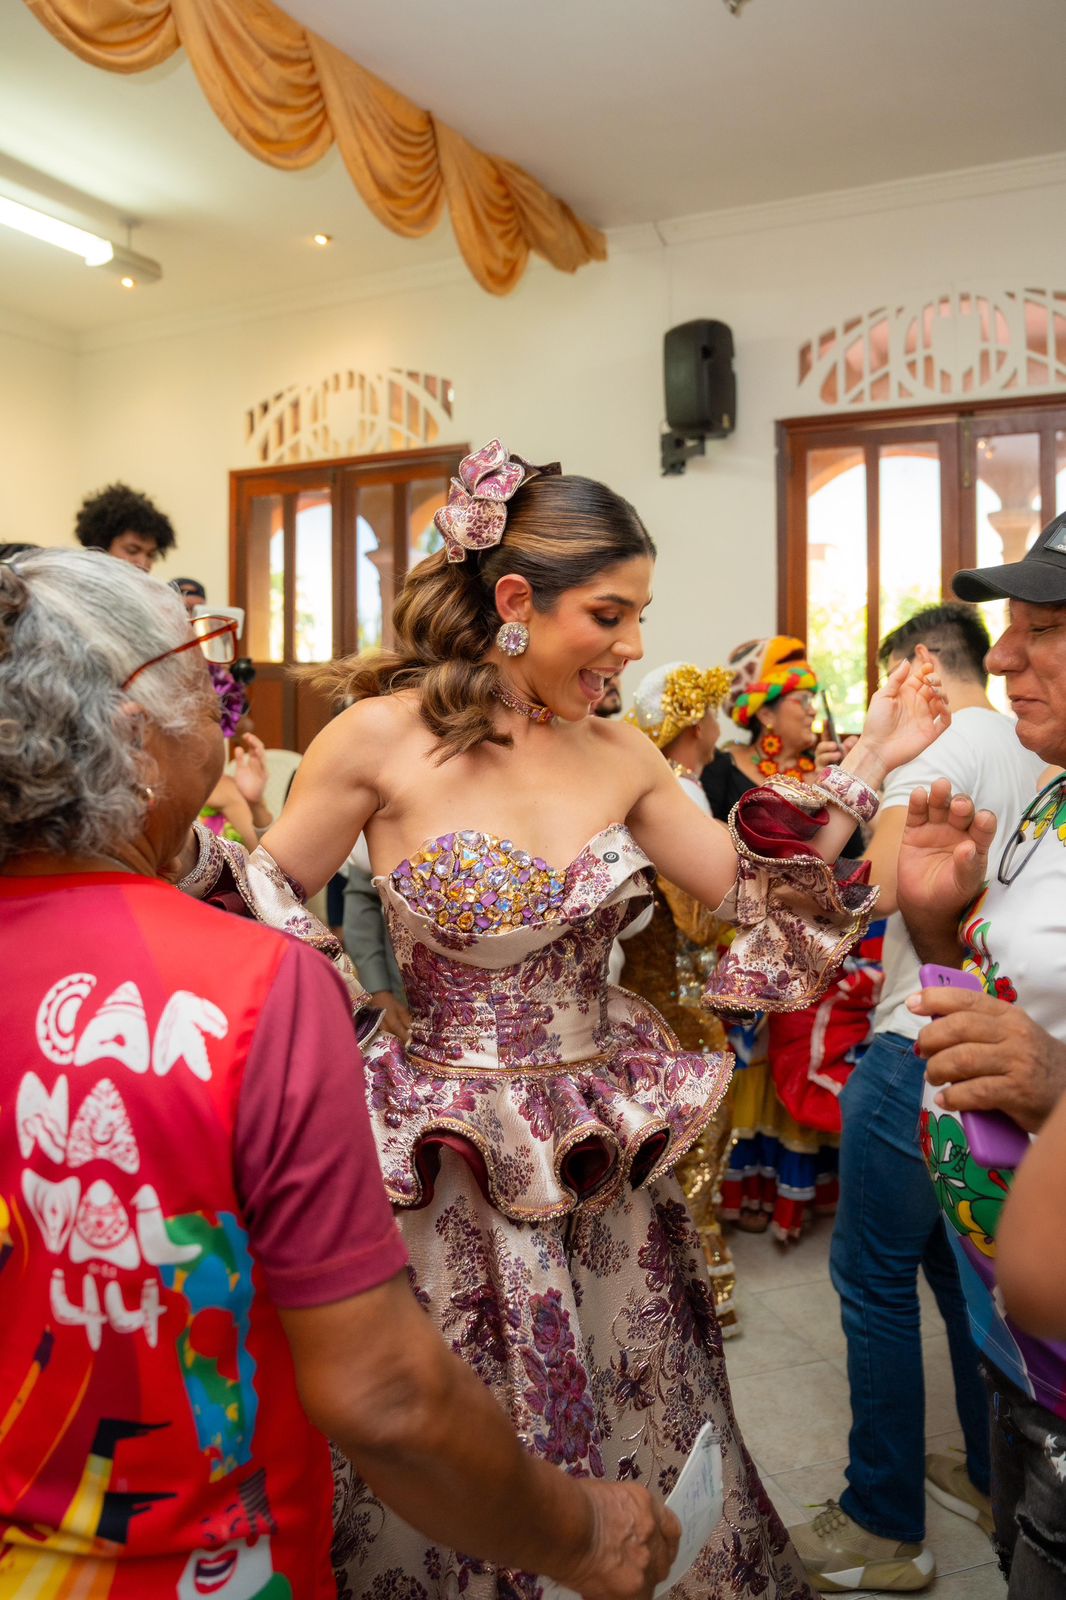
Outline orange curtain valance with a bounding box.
[24,0,606,295]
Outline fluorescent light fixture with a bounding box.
[0,194,113,266]
[0,192,162,285]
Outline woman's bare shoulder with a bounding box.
[301,693,424,775]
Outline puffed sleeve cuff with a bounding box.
[177,823,382,1042]
[703,795,878,1015]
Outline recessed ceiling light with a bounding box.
[120,274,136,289]
[312,232,332,247]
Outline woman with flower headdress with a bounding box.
[172,441,947,1599]
[702,638,881,1244]
[621,661,741,1335]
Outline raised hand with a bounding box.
[232,733,269,806]
[854,657,951,779]
[558,1480,680,1600]
[895,779,997,924]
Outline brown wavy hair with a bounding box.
[312,472,655,759]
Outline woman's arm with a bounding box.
[628,658,949,911]
[205,774,259,849]
[259,699,392,897]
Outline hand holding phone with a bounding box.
[918,964,1030,1170]
[820,690,838,747]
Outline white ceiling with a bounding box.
[2,0,1065,335]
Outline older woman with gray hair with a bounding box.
[0,549,679,1600]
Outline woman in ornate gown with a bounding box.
[178,442,947,1600]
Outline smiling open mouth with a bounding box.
[579,670,611,700]
[192,1549,239,1593]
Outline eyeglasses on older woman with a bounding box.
[120,613,238,690]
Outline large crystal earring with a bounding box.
[496,621,529,657]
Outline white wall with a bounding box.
[9,156,1066,675]
[0,312,78,550]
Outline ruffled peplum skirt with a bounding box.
[332,986,815,1600]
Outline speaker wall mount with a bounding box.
[660,319,736,476]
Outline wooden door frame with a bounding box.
[776,391,1066,698]
[229,444,467,750]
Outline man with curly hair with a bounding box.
[74,481,177,571]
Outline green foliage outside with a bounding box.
[808,583,939,732]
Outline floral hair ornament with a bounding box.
[434,439,561,563]
[626,661,732,750]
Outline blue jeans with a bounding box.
[829,1030,991,1543]
[986,1363,1066,1598]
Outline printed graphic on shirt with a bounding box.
[921,1094,1066,1423]
[161,1213,259,1479]
[960,887,1018,1003]
[179,1468,292,1600]
[34,972,229,1080]
[1,949,322,1595]
[2,1415,173,1557]
[918,1107,1011,1258]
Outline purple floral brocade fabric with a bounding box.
[331,825,815,1600]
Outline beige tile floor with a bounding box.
[723,1219,1006,1598]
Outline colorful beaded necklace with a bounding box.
[493,682,555,725]
[755,731,816,782]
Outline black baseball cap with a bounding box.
[953,511,1066,605]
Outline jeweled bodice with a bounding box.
[375,825,655,1073]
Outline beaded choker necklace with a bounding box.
[668,758,699,781]
[493,682,555,725]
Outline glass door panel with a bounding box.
[806,447,868,726]
[408,476,448,570]
[356,484,394,654]
[245,494,284,662]
[293,489,333,662]
[975,429,1041,704]
[878,444,943,639]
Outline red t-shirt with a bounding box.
[0,872,407,1597]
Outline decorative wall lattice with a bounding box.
[245,369,455,464]
[798,289,1066,407]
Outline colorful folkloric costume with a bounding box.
[621,661,741,1332]
[703,638,880,1243]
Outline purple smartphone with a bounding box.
[918,964,1030,1170]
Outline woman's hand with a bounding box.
[895,780,997,927]
[232,733,269,807]
[371,991,412,1045]
[845,658,950,786]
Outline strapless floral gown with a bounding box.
[329,824,815,1600]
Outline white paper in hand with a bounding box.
[539,1424,724,1600]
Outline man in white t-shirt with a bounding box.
[794,604,1044,1595]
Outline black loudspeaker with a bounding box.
[664,320,735,437]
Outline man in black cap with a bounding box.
[896,509,1066,1599]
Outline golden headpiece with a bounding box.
[626,661,732,750]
